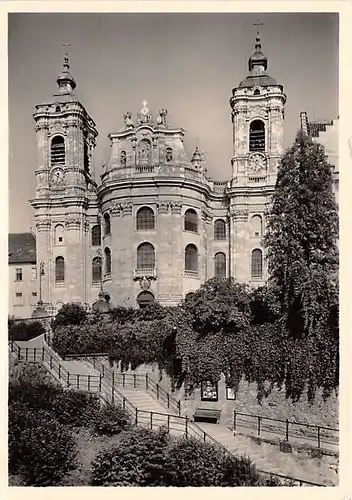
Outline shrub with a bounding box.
[8,320,45,342]
[53,390,101,427]
[164,436,225,486]
[91,427,170,486]
[51,303,87,331]
[93,403,131,436]
[221,454,260,486]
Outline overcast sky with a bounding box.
[8,12,338,233]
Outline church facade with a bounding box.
[31,34,287,311]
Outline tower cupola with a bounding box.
[55,53,76,96]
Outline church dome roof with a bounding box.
[239,74,278,88]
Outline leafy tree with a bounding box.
[264,131,339,401]
[8,320,45,342]
[183,278,251,334]
[51,303,87,331]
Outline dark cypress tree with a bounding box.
[264,130,339,401]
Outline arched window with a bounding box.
[55,256,65,283]
[249,120,265,152]
[138,139,151,164]
[253,89,260,96]
[104,248,112,275]
[251,249,263,278]
[136,207,155,230]
[104,213,111,235]
[137,291,155,309]
[137,243,155,271]
[55,106,61,113]
[214,219,226,240]
[51,136,65,165]
[91,225,101,246]
[184,209,198,232]
[120,150,127,166]
[214,252,226,279]
[54,224,64,245]
[166,147,173,163]
[92,257,102,283]
[251,215,263,237]
[185,244,198,273]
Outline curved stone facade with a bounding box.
[30,36,288,310]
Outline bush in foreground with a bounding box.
[93,403,131,436]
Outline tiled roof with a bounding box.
[8,233,36,264]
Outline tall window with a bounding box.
[249,120,265,152]
[184,209,198,232]
[214,252,226,279]
[166,147,173,163]
[55,224,65,245]
[251,249,263,278]
[92,257,102,282]
[14,292,23,306]
[104,213,111,235]
[92,225,101,246]
[214,219,226,240]
[51,136,65,165]
[15,268,23,281]
[185,244,198,272]
[136,207,155,230]
[251,215,263,237]
[55,256,65,283]
[104,248,112,275]
[137,243,155,270]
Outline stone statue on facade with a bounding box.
[123,111,134,128]
[157,108,168,127]
[137,100,153,125]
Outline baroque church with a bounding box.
[30,32,288,311]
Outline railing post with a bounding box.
[123,373,125,387]
[59,364,61,380]
[157,384,160,400]
[203,432,206,443]
[135,408,138,426]
[42,346,45,362]
[88,374,91,391]
[146,373,148,391]
[67,372,70,387]
[77,374,80,389]
[17,346,21,360]
[185,417,188,438]
[123,397,126,412]
[178,400,181,417]
[234,410,237,432]
[33,349,37,362]
[50,355,53,370]
[99,374,102,391]
[285,419,289,441]
[258,416,261,436]
[25,348,28,361]
[134,374,136,389]
[167,394,170,408]
[112,371,115,389]
[102,364,105,377]
[150,412,153,430]
[317,426,321,449]
[167,414,170,432]
[112,385,115,405]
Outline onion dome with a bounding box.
[56,53,76,95]
[238,32,278,88]
[191,145,202,163]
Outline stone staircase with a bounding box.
[9,337,329,486]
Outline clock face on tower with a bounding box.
[248,153,266,174]
[50,167,65,187]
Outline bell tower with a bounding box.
[228,24,286,285]
[30,51,99,312]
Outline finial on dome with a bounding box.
[55,44,76,95]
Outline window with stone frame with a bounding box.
[104,248,112,275]
[185,244,198,272]
[251,249,263,278]
[214,252,226,279]
[251,215,263,237]
[166,147,173,163]
[92,225,102,246]
[92,257,102,282]
[14,292,23,306]
[214,219,226,240]
[120,150,127,166]
[55,224,65,245]
[137,242,155,271]
[55,256,65,283]
[51,135,65,165]
[136,207,155,231]
[184,209,198,232]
